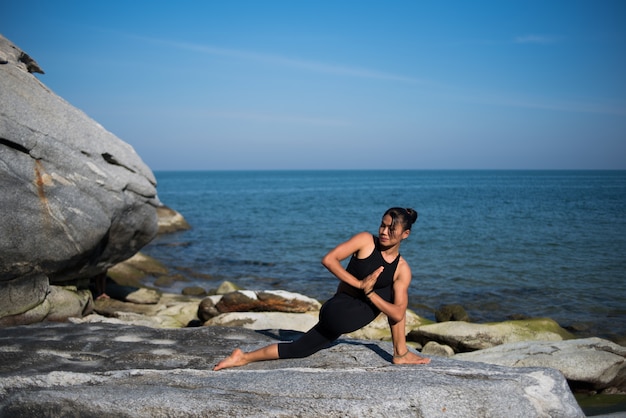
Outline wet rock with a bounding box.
[181,286,207,297]
[435,303,470,322]
[156,205,191,234]
[107,253,169,286]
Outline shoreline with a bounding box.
[115,249,626,346]
[107,251,626,347]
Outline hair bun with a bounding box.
[406,208,418,224]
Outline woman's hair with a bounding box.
[383,207,418,237]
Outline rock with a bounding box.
[455,337,626,393]
[0,295,50,327]
[0,285,92,326]
[0,35,159,323]
[18,51,44,74]
[408,318,575,352]
[181,286,207,297]
[156,205,191,234]
[422,341,455,357]
[125,288,161,305]
[205,311,319,332]
[45,286,93,321]
[197,297,220,322]
[215,280,241,294]
[0,272,49,318]
[0,322,585,417]
[435,303,470,322]
[91,292,201,328]
[154,273,188,288]
[216,290,321,313]
[108,253,169,283]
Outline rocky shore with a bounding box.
[3,250,617,416]
[2,253,626,416]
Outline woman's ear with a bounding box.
[402,229,411,240]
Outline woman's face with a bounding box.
[378,214,409,247]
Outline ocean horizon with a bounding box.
[143,169,626,341]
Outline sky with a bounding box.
[2,1,625,170]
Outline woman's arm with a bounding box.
[365,259,411,323]
[321,231,376,289]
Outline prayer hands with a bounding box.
[362,266,384,296]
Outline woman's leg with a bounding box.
[213,324,336,371]
[280,294,380,359]
[213,343,279,371]
[277,323,338,359]
[214,294,381,370]
[388,315,430,365]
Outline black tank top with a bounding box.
[337,235,400,303]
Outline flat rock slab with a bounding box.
[0,323,583,417]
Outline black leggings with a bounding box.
[277,292,380,359]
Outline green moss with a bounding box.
[506,318,576,340]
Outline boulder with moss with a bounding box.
[408,318,575,352]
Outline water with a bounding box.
[143,170,626,340]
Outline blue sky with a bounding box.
[2,1,625,170]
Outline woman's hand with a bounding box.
[362,266,384,295]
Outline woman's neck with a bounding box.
[377,239,400,261]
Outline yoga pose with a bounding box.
[214,207,430,370]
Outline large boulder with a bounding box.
[408,318,575,352]
[0,322,584,417]
[455,337,626,394]
[0,35,159,322]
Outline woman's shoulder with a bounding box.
[352,231,374,241]
[349,231,376,257]
[397,256,412,274]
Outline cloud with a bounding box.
[136,35,424,84]
[458,92,626,116]
[203,110,351,127]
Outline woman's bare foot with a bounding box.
[95,293,110,301]
[213,348,248,371]
[392,350,431,365]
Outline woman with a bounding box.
[213,207,430,370]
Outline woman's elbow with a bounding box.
[388,310,406,324]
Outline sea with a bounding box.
[142,170,626,341]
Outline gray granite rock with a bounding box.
[455,337,626,394]
[0,323,584,417]
[0,35,159,321]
